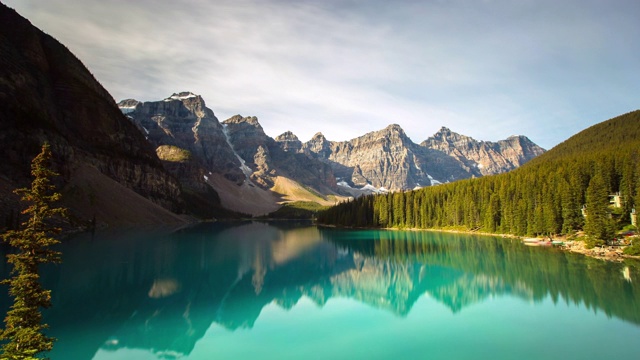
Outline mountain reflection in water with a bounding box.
[1,221,639,359]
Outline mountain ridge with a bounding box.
[119,92,545,212]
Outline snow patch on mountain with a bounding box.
[164,92,198,101]
[427,174,442,185]
[222,124,253,180]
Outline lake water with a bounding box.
[1,221,640,359]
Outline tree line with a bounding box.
[318,111,640,246]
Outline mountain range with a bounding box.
[118,92,544,216]
[0,3,544,225]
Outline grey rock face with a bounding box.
[119,91,544,202]
[303,125,545,191]
[223,116,337,193]
[304,124,432,190]
[118,93,245,187]
[222,115,271,172]
[275,131,303,153]
[421,127,545,176]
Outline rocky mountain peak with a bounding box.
[385,123,404,132]
[496,135,545,161]
[222,115,270,167]
[303,132,332,158]
[504,134,532,144]
[275,131,302,152]
[421,128,545,177]
[164,91,200,102]
[118,98,140,107]
[380,124,408,138]
[117,99,141,114]
[225,114,260,125]
[119,92,246,188]
[303,124,426,190]
[311,132,326,140]
[428,126,474,145]
[363,124,411,149]
[275,131,299,142]
[158,91,209,118]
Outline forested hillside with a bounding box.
[317,111,640,243]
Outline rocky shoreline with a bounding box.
[558,240,639,262]
[426,228,640,262]
[521,234,639,262]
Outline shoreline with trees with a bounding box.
[317,111,640,262]
[317,222,639,262]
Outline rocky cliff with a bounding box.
[121,99,340,215]
[302,124,544,191]
[421,127,545,176]
[118,92,243,184]
[303,124,433,190]
[117,93,249,217]
[0,4,186,227]
[275,131,303,153]
[223,116,337,194]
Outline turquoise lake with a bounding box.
[2,221,640,359]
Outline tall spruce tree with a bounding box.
[1,144,66,359]
[584,171,614,247]
[635,163,640,228]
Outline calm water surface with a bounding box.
[2,221,640,359]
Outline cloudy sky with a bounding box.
[5,0,639,149]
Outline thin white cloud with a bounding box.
[5,0,640,148]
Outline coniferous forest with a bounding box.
[317,111,640,242]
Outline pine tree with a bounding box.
[634,162,640,228]
[584,171,614,247]
[1,144,66,359]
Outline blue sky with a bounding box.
[5,0,639,149]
